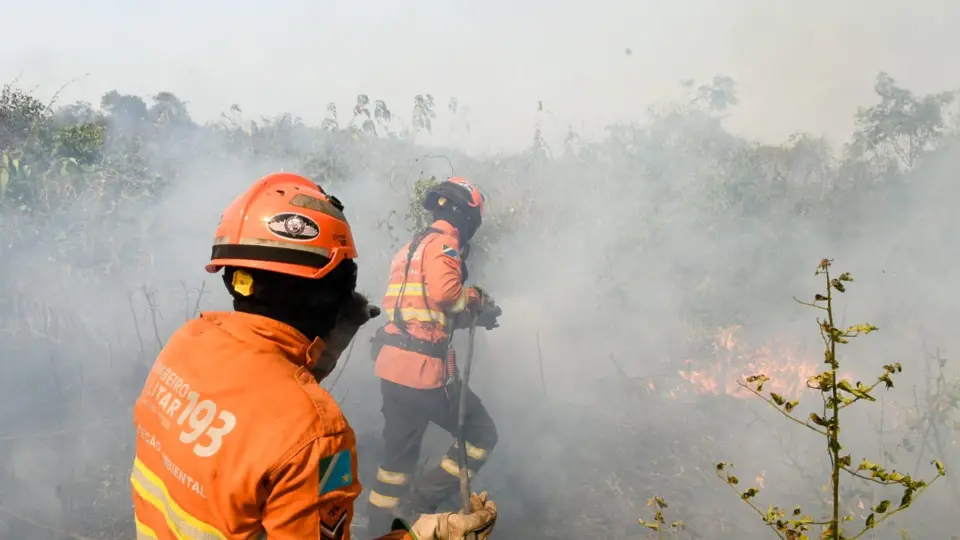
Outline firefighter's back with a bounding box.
[131,311,343,539]
[374,226,464,390]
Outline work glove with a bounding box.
[406,491,498,540]
[466,286,494,311]
[476,306,501,331]
[313,291,381,380]
[467,286,501,331]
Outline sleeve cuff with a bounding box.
[451,289,469,313]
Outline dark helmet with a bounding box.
[424,177,484,219]
[423,177,486,241]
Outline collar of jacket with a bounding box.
[429,219,459,239]
[201,311,325,369]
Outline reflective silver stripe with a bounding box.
[288,193,347,222]
[368,490,400,508]
[453,440,488,460]
[130,458,227,540]
[376,468,410,485]
[440,457,474,478]
[212,236,331,258]
[239,236,331,257]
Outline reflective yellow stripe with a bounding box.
[384,307,447,326]
[453,440,488,460]
[385,283,466,314]
[376,468,410,486]
[385,283,426,295]
[451,289,468,313]
[368,490,400,508]
[136,517,159,540]
[440,457,474,478]
[130,457,227,540]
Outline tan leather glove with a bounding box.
[409,492,497,540]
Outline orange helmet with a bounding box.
[423,176,486,219]
[206,172,358,279]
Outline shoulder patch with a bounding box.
[318,449,353,495]
[320,502,348,540]
[441,244,460,259]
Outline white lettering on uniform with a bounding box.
[162,453,207,499]
[137,423,162,452]
[145,364,239,459]
[137,423,208,499]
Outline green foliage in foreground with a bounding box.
[641,260,951,540]
[723,259,944,539]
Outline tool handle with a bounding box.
[457,316,478,540]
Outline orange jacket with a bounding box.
[131,311,411,540]
[374,220,478,389]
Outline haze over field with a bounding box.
[4,0,960,153]
[1,1,959,539]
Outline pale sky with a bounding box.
[3,0,959,154]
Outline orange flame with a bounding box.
[671,325,823,400]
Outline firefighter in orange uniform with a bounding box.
[130,172,497,540]
[365,177,502,533]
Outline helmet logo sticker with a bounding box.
[266,212,321,241]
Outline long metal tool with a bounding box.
[456,313,479,540]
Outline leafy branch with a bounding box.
[716,259,946,540]
[638,496,686,539]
